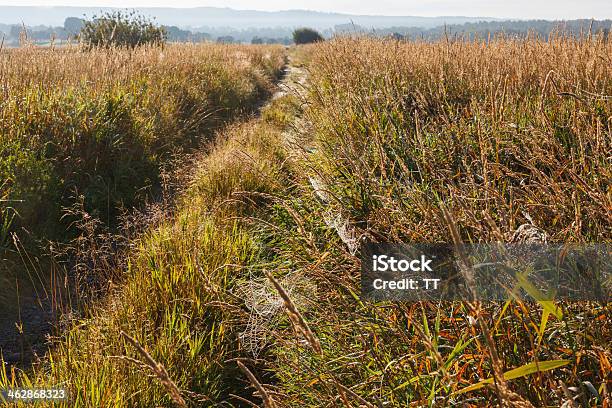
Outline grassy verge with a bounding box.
[255,37,610,406]
[0,43,286,405]
[0,44,285,241]
[1,106,293,405]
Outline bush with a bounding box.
[292,27,324,44]
[80,10,166,48]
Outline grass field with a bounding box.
[259,36,610,406]
[0,42,286,404]
[0,34,610,407]
[0,43,284,241]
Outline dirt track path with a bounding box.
[0,53,298,369]
[272,56,309,100]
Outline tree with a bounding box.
[251,36,264,44]
[80,10,166,48]
[64,17,85,36]
[292,27,324,44]
[216,35,235,44]
[164,25,191,42]
[9,25,22,40]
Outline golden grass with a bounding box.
[1,35,610,407]
[305,35,611,242]
[0,43,286,406]
[255,37,610,406]
[0,114,291,406]
[0,43,285,239]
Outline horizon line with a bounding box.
[0,4,607,22]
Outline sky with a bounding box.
[0,0,610,20]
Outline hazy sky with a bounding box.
[0,0,610,19]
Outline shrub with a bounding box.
[80,10,166,48]
[292,28,324,44]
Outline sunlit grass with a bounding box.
[0,43,285,238]
[258,36,610,406]
[1,35,609,407]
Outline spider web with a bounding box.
[236,269,315,358]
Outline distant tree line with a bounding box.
[336,19,611,41]
[205,26,295,44]
[165,25,211,42]
[0,15,213,45]
[251,36,292,45]
[1,18,609,47]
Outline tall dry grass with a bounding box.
[0,114,291,407]
[1,36,609,407]
[306,34,610,243]
[253,36,610,406]
[0,43,285,240]
[0,43,286,406]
